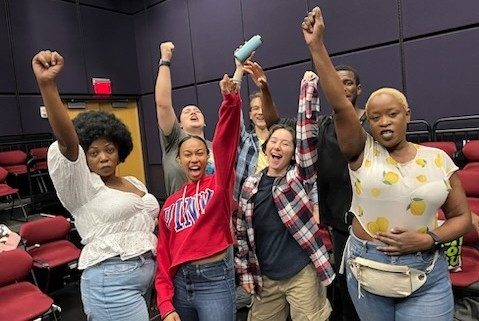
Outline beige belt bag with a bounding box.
[348,252,438,298]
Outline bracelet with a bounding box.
[159,59,171,67]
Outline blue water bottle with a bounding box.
[234,35,263,62]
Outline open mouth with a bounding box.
[188,165,202,176]
[380,130,394,139]
[270,153,283,160]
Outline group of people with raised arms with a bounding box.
[32,5,472,321]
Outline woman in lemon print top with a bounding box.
[302,7,472,321]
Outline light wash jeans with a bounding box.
[173,254,236,321]
[345,229,454,321]
[80,253,155,321]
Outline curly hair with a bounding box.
[73,111,133,163]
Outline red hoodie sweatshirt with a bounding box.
[155,93,241,318]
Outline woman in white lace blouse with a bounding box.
[32,50,159,321]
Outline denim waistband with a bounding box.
[105,251,154,262]
[348,228,387,250]
[181,255,231,271]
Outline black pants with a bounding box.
[329,228,360,321]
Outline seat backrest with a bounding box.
[0,249,33,287]
[0,166,8,182]
[0,150,27,166]
[420,141,457,158]
[464,198,479,245]
[19,216,71,246]
[462,140,479,162]
[29,147,48,159]
[457,170,479,198]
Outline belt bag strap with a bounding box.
[349,251,439,298]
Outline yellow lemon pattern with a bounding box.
[417,226,428,234]
[356,206,364,217]
[354,179,362,195]
[371,188,381,197]
[415,158,427,167]
[408,198,426,216]
[386,157,397,165]
[435,153,444,167]
[416,175,428,183]
[382,171,399,185]
[353,135,458,238]
[367,217,389,235]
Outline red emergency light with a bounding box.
[92,78,112,95]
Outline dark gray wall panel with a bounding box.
[197,81,249,141]
[249,62,311,121]
[79,0,142,14]
[402,0,479,38]
[404,28,479,123]
[189,0,243,82]
[241,0,309,69]
[9,0,86,93]
[309,1,399,54]
[145,0,163,8]
[134,11,154,95]
[81,6,139,95]
[147,0,194,87]
[0,96,22,136]
[328,44,403,111]
[139,94,161,164]
[172,85,198,115]
[0,4,15,93]
[18,96,54,134]
[146,164,166,202]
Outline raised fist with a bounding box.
[160,42,175,61]
[32,50,64,85]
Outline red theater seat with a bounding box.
[0,249,59,321]
[420,141,457,158]
[462,140,479,171]
[19,216,81,291]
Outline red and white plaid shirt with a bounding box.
[234,75,335,294]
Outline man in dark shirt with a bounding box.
[318,65,370,321]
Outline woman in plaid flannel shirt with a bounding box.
[234,71,335,321]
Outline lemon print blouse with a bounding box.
[349,134,458,237]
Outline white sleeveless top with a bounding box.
[349,134,457,237]
[47,142,160,269]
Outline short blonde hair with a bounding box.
[365,87,409,111]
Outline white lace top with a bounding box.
[47,142,160,269]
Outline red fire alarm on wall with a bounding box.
[92,78,112,95]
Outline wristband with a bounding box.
[159,59,171,67]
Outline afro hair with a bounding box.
[73,111,133,163]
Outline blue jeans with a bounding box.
[173,255,236,321]
[80,253,155,321]
[345,230,453,321]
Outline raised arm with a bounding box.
[214,75,241,190]
[32,51,79,161]
[243,61,280,127]
[155,42,178,136]
[302,7,366,162]
[295,71,320,184]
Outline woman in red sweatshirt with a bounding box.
[155,74,241,321]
